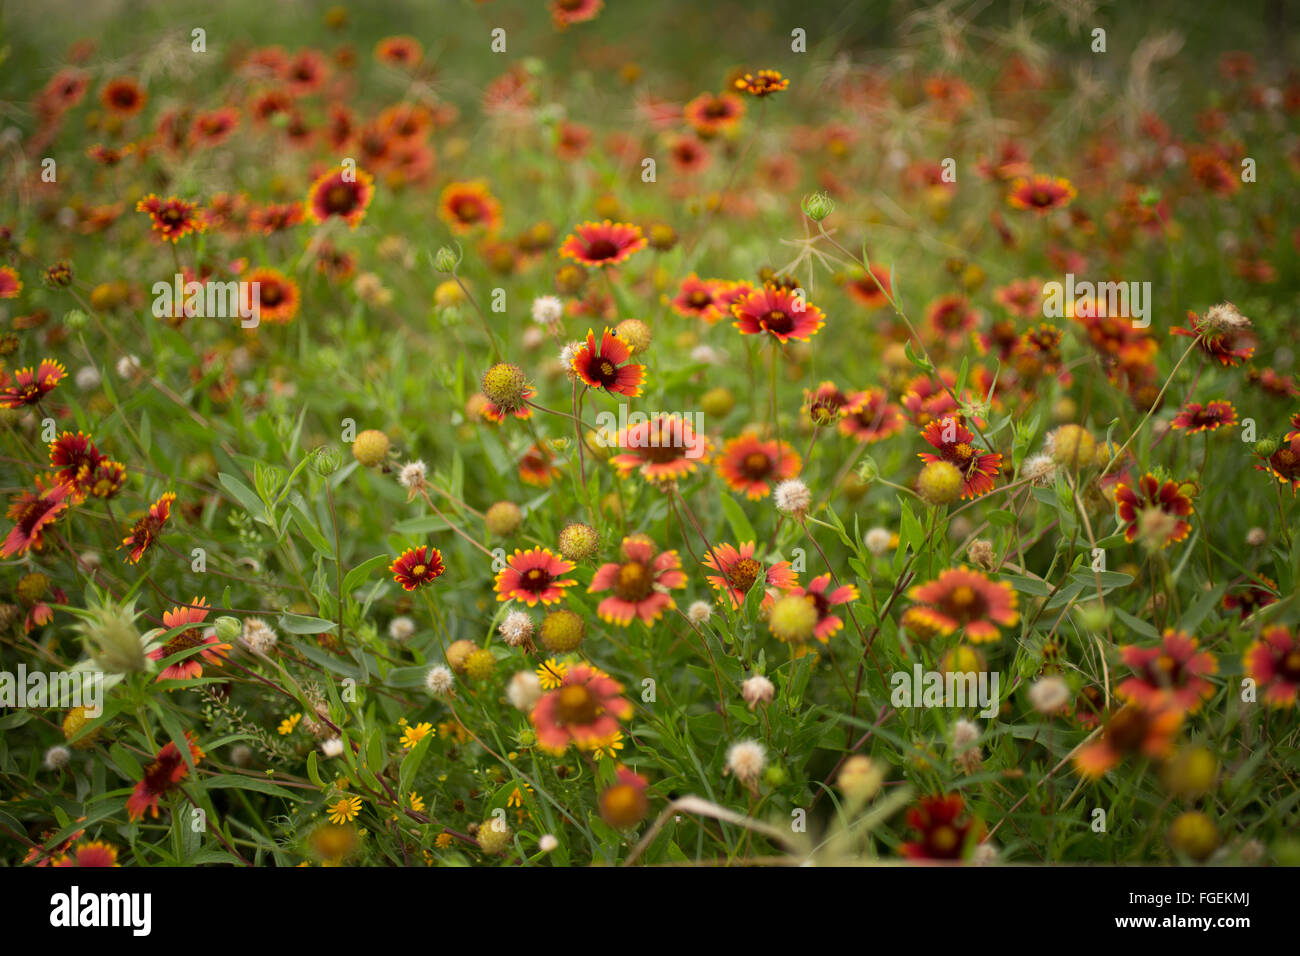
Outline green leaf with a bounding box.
[279,612,338,635]
[719,493,756,545]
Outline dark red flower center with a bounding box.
[585,238,619,260]
[325,184,356,213]
[740,451,771,480]
[1279,650,1300,683]
[762,309,793,334]
[521,567,553,592]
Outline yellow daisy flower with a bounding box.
[587,730,624,759]
[536,657,569,689]
[507,782,534,807]
[327,794,362,824]
[278,713,302,735]
[400,721,434,749]
[408,791,426,813]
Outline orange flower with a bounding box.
[1074,705,1182,779]
[1006,174,1076,213]
[839,388,905,443]
[730,284,825,343]
[589,535,686,626]
[716,434,801,500]
[308,166,375,228]
[241,268,300,323]
[438,181,502,233]
[702,541,798,609]
[120,492,176,564]
[609,413,711,484]
[1170,400,1237,433]
[494,548,578,607]
[100,76,146,115]
[1113,473,1195,547]
[531,664,631,753]
[1117,630,1218,714]
[1,477,71,558]
[137,195,206,243]
[559,220,647,269]
[0,359,66,408]
[570,328,645,397]
[904,568,1018,644]
[127,733,205,820]
[390,546,446,591]
[733,69,789,97]
[917,416,1002,499]
[149,598,229,683]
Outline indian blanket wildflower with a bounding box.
[588,534,687,625]
[495,547,578,606]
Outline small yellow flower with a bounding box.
[437,719,471,743]
[536,657,569,689]
[588,730,624,759]
[400,721,435,749]
[507,782,534,807]
[327,794,362,825]
[408,791,426,813]
[435,832,454,849]
[278,713,302,735]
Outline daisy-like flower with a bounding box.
[1171,305,1255,368]
[51,840,120,867]
[127,733,205,821]
[559,220,647,269]
[610,413,712,484]
[0,359,66,408]
[390,545,446,591]
[570,327,645,396]
[100,76,146,115]
[1255,436,1300,495]
[495,547,578,606]
[716,433,801,500]
[149,598,229,683]
[307,165,375,227]
[803,381,849,426]
[1006,174,1076,213]
[839,388,906,443]
[702,541,798,609]
[374,35,423,68]
[536,657,569,690]
[683,91,745,137]
[671,274,728,322]
[400,721,435,749]
[0,265,21,298]
[734,69,789,97]
[1114,473,1196,547]
[551,0,604,28]
[1,478,71,558]
[1074,704,1183,779]
[1222,574,1277,619]
[783,573,859,642]
[844,266,893,308]
[519,443,563,487]
[1170,400,1238,433]
[278,713,302,735]
[189,106,240,148]
[588,534,687,625]
[1117,630,1219,714]
[136,195,206,243]
[119,491,176,564]
[241,267,300,324]
[993,278,1044,318]
[48,431,103,502]
[327,794,363,825]
[900,793,986,860]
[731,284,826,343]
[530,664,633,753]
[917,417,1002,499]
[438,181,502,234]
[1244,625,1300,707]
[904,568,1019,643]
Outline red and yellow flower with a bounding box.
[149,598,229,683]
[127,732,205,820]
[531,664,632,753]
[570,327,645,397]
[716,433,801,500]
[0,265,21,299]
[0,359,66,408]
[119,491,176,564]
[1256,436,1300,494]
[1,477,72,558]
[495,547,578,606]
[241,267,300,323]
[390,545,446,591]
[588,534,686,625]
[904,568,1018,644]
[1114,473,1196,547]
[702,541,798,609]
[559,220,647,269]
[1117,630,1218,714]
[900,793,985,860]
[307,165,375,227]
[684,92,745,137]
[1074,705,1182,779]
[839,388,906,443]
[136,194,206,243]
[438,180,502,233]
[609,413,711,484]
[1170,399,1237,433]
[1006,174,1076,213]
[731,284,825,343]
[1244,625,1300,707]
[51,841,120,867]
[917,416,1002,499]
[784,573,859,642]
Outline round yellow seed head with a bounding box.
[540,609,585,653]
[917,459,964,506]
[768,594,819,643]
[351,429,390,467]
[464,648,496,681]
[484,501,523,537]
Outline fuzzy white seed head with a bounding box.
[741,675,775,710]
[507,670,543,712]
[398,460,428,490]
[44,745,71,770]
[321,737,344,758]
[864,527,892,556]
[532,295,564,326]
[500,610,535,647]
[687,600,712,624]
[1028,675,1071,714]
[971,842,999,866]
[952,718,981,751]
[773,478,812,517]
[539,834,559,852]
[425,664,455,695]
[1023,454,1057,487]
[388,616,415,641]
[690,344,723,365]
[1245,527,1267,548]
[75,366,101,391]
[726,739,766,783]
[241,617,279,655]
[116,354,142,379]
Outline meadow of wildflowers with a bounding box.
[0,0,1298,879]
